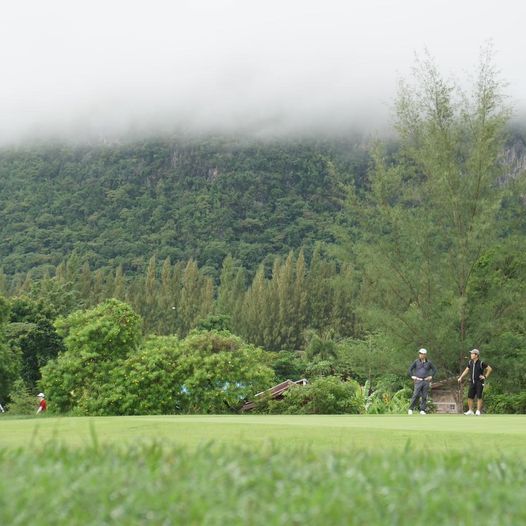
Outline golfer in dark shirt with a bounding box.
[408,348,437,414]
[458,349,492,415]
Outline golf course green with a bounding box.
[2,414,525,454]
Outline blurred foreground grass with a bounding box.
[1,441,525,526]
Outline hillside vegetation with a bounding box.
[0,137,368,277]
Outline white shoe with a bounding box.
[419,410,426,415]
[464,410,474,415]
[475,410,481,416]
[408,409,413,415]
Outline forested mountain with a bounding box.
[0,136,369,278]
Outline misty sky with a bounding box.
[1,0,524,143]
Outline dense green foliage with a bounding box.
[3,247,359,348]
[256,376,364,414]
[4,379,35,414]
[6,297,64,389]
[1,441,526,525]
[0,296,19,402]
[39,300,275,415]
[105,332,275,415]
[40,299,142,413]
[485,391,526,414]
[0,138,366,277]
[467,242,526,393]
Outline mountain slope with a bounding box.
[0,137,369,276]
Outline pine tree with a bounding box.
[358,48,510,373]
[20,272,33,294]
[78,262,93,305]
[217,255,241,317]
[292,249,308,347]
[113,264,126,301]
[0,268,8,297]
[142,256,158,332]
[240,264,268,347]
[92,268,108,306]
[306,244,336,333]
[155,257,173,334]
[179,259,213,336]
[331,262,356,337]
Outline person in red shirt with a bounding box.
[36,393,47,414]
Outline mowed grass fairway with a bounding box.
[1,415,526,525]
[1,414,526,453]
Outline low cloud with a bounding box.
[0,0,524,144]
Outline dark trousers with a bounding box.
[409,380,430,411]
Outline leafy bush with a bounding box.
[484,391,526,414]
[271,351,306,382]
[102,330,275,415]
[362,383,412,414]
[195,314,232,332]
[336,333,408,385]
[177,330,275,413]
[98,335,186,415]
[276,376,363,414]
[6,379,36,415]
[303,359,336,379]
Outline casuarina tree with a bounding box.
[357,47,511,374]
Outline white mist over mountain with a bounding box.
[0,0,524,143]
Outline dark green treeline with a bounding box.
[0,246,358,352]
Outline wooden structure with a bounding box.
[430,377,463,414]
[242,379,308,412]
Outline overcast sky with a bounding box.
[0,0,524,143]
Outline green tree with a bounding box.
[141,255,159,333]
[304,329,338,362]
[6,297,64,390]
[40,299,142,413]
[112,264,126,301]
[43,328,274,415]
[179,260,213,336]
[27,275,81,317]
[274,251,309,350]
[78,262,93,304]
[216,255,246,323]
[239,264,268,347]
[96,335,186,415]
[306,245,337,333]
[0,296,20,403]
[0,268,8,296]
[179,330,275,413]
[357,49,510,374]
[271,351,306,382]
[467,241,526,393]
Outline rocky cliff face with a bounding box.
[504,136,526,181]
